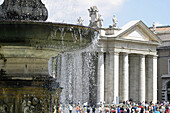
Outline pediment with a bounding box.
[116,20,162,44]
[121,27,150,41]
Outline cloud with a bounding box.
[0,0,126,25]
[42,0,127,25]
[154,22,162,26]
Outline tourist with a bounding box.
[162,105,165,113]
[69,104,73,113]
[87,106,90,113]
[166,106,169,113]
[117,106,120,113]
[126,106,130,113]
[159,106,163,113]
[136,105,141,113]
[110,106,116,113]
[153,104,157,113]
[131,109,135,113]
[84,105,88,113]
[104,105,110,113]
[98,106,102,113]
[80,106,83,113]
[155,108,160,113]
[92,105,96,113]
[59,104,63,113]
[140,106,144,113]
[120,106,124,113]
[76,105,80,113]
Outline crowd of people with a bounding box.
[58,101,170,113]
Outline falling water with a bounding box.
[52,32,99,109]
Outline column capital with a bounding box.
[97,51,104,53]
[146,55,158,57]
[109,51,119,55]
[152,55,158,59]
[122,52,129,56]
[139,54,145,58]
[97,52,104,56]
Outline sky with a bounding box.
[0,0,170,28]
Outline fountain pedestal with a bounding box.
[0,21,96,113]
[0,0,97,112]
[0,79,62,113]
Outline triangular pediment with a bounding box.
[116,20,162,44]
[121,27,150,41]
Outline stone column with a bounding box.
[97,52,105,103]
[105,52,119,104]
[113,52,119,103]
[122,53,129,102]
[146,56,157,103]
[153,56,157,103]
[129,55,139,102]
[139,55,145,102]
[104,52,110,103]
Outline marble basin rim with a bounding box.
[0,20,97,78]
[0,20,97,59]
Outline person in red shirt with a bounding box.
[76,105,80,113]
[166,107,169,113]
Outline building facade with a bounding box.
[154,26,170,101]
[96,20,161,104]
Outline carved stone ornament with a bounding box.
[77,17,83,25]
[0,0,48,21]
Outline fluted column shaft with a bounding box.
[139,55,145,102]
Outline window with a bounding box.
[168,59,170,74]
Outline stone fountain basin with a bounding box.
[0,20,97,79]
[0,20,97,58]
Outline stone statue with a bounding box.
[23,100,35,113]
[0,0,48,21]
[88,6,103,28]
[98,14,103,28]
[10,105,13,113]
[112,15,118,28]
[0,104,8,113]
[153,22,156,33]
[32,97,38,105]
[77,17,84,25]
[22,100,27,112]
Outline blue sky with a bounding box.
[0,0,169,28]
[114,0,170,27]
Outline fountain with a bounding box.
[0,0,97,112]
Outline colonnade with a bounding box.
[97,52,157,104]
